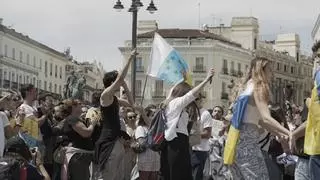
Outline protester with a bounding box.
[291,40,320,180]
[160,68,214,180]
[95,49,136,180]
[191,93,213,180]
[224,57,290,180]
[61,99,97,180]
[134,106,160,180]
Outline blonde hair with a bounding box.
[232,57,271,103]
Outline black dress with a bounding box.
[94,97,130,170]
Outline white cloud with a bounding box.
[1,0,319,71]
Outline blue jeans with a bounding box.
[309,155,320,180]
[191,151,209,180]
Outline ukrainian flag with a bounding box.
[224,81,254,164]
[304,69,320,155]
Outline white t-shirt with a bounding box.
[135,126,160,171]
[19,103,37,118]
[165,91,196,141]
[192,108,213,151]
[0,112,10,157]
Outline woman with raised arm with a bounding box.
[224,57,290,180]
[160,68,214,180]
[95,50,136,180]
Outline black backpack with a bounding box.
[147,108,167,152]
[0,157,24,180]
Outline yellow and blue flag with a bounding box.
[224,81,254,164]
[304,69,320,155]
[148,33,191,85]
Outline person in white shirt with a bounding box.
[191,93,213,180]
[160,68,214,180]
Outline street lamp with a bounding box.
[113,0,157,102]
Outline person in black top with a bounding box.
[62,99,98,180]
[96,49,136,180]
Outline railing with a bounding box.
[237,71,244,77]
[221,92,229,100]
[152,91,166,98]
[136,66,145,72]
[221,68,228,75]
[193,66,206,73]
[230,70,237,77]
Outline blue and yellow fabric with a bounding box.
[224,81,254,165]
[304,69,320,155]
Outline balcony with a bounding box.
[221,68,228,75]
[221,92,229,100]
[136,66,145,73]
[193,66,206,73]
[230,70,237,77]
[152,91,166,99]
[237,71,244,77]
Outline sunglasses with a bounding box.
[128,116,136,119]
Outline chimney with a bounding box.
[0,18,3,25]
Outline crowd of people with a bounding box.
[0,43,320,180]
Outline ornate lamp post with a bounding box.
[113,0,157,102]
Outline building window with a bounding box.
[55,65,58,78]
[19,75,22,84]
[291,67,294,74]
[50,63,53,76]
[38,80,41,89]
[44,81,47,91]
[231,61,236,76]
[154,80,164,96]
[136,57,144,72]
[135,80,142,96]
[40,59,42,69]
[26,54,30,65]
[4,71,7,80]
[12,48,15,60]
[45,61,48,76]
[296,52,299,62]
[59,85,62,94]
[194,57,204,72]
[237,63,242,76]
[54,84,57,93]
[60,66,62,79]
[254,38,257,50]
[12,73,15,82]
[49,82,52,92]
[4,45,8,57]
[221,82,228,100]
[33,57,36,67]
[284,65,287,72]
[222,59,228,74]
[19,51,23,62]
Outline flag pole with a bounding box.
[140,74,149,106]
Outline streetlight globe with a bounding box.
[113,0,124,11]
[146,0,157,14]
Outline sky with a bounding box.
[1,0,319,71]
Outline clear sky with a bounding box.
[1,0,319,71]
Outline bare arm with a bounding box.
[118,99,133,108]
[292,121,307,139]
[122,82,135,106]
[254,92,290,137]
[101,50,136,106]
[72,121,96,138]
[190,68,214,97]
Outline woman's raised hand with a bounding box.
[206,68,215,82]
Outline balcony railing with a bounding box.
[136,66,145,73]
[221,68,228,75]
[237,71,244,77]
[221,92,229,100]
[152,91,166,98]
[193,66,206,73]
[230,70,237,77]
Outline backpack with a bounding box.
[147,108,167,152]
[0,157,24,180]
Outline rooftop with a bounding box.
[0,24,67,58]
[137,29,242,47]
